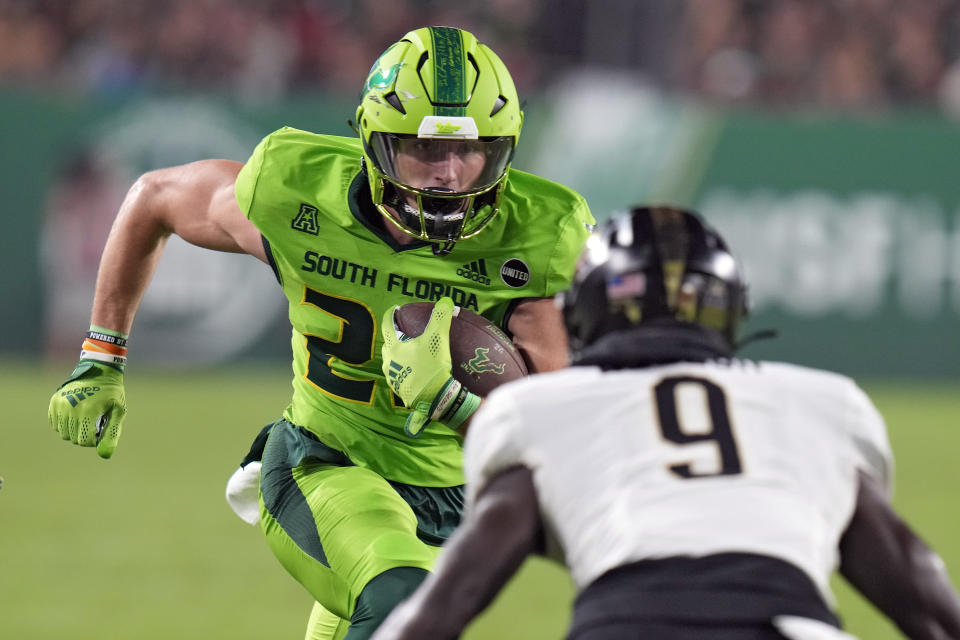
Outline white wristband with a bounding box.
[80,350,128,367]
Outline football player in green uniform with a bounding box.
[47,26,594,640]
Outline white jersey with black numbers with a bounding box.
[463,360,892,603]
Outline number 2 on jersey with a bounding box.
[302,288,377,404]
[654,375,742,478]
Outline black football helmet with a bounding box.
[562,206,749,356]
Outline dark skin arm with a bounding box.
[370,466,543,640]
[839,470,960,640]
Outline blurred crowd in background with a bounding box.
[2,0,960,111]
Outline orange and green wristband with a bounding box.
[80,325,128,372]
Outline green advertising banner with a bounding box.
[527,75,960,378]
[697,114,960,378]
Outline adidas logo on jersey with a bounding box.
[457,259,491,286]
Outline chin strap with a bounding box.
[400,201,457,255]
[432,241,455,256]
[736,328,779,350]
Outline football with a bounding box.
[392,302,529,397]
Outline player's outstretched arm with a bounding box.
[370,466,543,640]
[839,471,960,640]
[48,160,265,458]
[91,160,265,332]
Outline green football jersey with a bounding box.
[235,127,593,486]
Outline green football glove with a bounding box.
[48,360,127,459]
[381,297,480,437]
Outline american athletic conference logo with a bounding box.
[457,259,491,286]
[292,203,320,235]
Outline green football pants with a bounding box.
[260,458,442,621]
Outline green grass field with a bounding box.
[3,362,957,639]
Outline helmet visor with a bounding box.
[369,133,514,194]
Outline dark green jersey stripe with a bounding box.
[429,26,466,116]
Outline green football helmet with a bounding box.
[356,26,524,254]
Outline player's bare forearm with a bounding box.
[372,466,542,640]
[508,297,569,373]
[89,176,170,333]
[839,472,960,639]
[89,160,264,332]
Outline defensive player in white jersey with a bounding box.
[371,206,960,640]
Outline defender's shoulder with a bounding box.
[756,361,891,485]
[754,361,862,397]
[751,361,884,434]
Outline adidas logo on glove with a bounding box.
[386,361,412,393]
[60,385,101,407]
